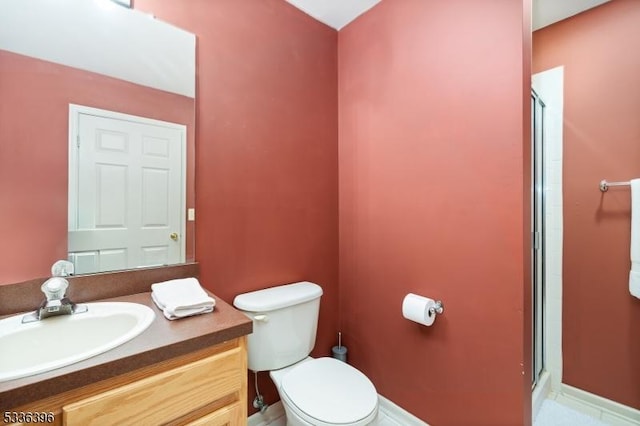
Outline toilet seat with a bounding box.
[281,357,378,425]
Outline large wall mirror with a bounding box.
[0,0,196,283]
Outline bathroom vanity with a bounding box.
[0,264,252,426]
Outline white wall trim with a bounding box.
[378,394,429,425]
[532,370,552,420]
[551,384,640,425]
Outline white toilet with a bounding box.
[233,282,379,426]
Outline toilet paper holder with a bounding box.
[429,300,444,316]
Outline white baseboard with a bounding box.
[247,395,429,426]
[248,383,640,426]
[532,371,551,420]
[552,384,640,426]
[378,394,429,425]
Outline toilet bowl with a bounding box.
[270,357,378,426]
[233,282,379,426]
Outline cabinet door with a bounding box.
[63,347,243,425]
[184,402,242,426]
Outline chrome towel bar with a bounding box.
[600,179,630,192]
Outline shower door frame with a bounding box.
[531,89,546,390]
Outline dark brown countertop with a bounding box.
[0,291,252,411]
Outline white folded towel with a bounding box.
[151,277,215,320]
[630,179,640,299]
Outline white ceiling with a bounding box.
[285,0,380,30]
[533,0,610,31]
[286,0,611,32]
[0,0,195,97]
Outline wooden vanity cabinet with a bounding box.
[5,337,247,426]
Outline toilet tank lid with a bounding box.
[233,282,323,312]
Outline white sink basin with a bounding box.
[0,302,155,382]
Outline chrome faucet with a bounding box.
[22,261,87,323]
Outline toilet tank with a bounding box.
[233,282,323,372]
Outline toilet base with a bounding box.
[280,396,379,426]
[280,401,311,426]
[269,358,379,426]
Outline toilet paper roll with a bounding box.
[402,293,437,326]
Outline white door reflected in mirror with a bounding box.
[68,105,186,274]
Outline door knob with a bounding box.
[170,232,179,241]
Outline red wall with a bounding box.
[1,1,533,420]
[0,50,195,285]
[338,1,531,424]
[533,0,640,410]
[134,0,339,413]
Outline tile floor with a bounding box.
[535,399,609,426]
[268,398,626,426]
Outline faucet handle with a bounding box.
[51,260,74,277]
[41,277,69,301]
